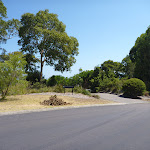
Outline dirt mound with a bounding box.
[40,95,70,106]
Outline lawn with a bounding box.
[0,94,114,113]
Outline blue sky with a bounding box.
[2,0,150,79]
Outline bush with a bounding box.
[110,78,123,94]
[8,80,29,95]
[30,82,47,89]
[122,78,146,98]
[74,86,91,96]
[53,85,64,93]
[91,95,100,99]
[144,91,149,96]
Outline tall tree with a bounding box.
[0,0,20,48]
[129,27,150,89]
[0,0,7,44]
[121,55,135,78]
[18,9,79,81]
[101,60,123,78]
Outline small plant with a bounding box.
[74,86,91,96]
[144,91,149,96]
[122,78,146,98]
[91,95,100,99]
[82,89,91,96]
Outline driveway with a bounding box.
[95,93,149,104]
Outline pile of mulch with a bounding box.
[40,95,70,106]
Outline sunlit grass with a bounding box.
[0,94,114,112]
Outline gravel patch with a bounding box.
[27,92,93,99]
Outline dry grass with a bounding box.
[0,94,114,113]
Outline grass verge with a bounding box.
[0,94,114,113]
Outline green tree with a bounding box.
[101,60,123,78]
[0,52,26,99]
[121,55,135,78]
[0,0,7,44]
[0,0,20,47]
[129,27,150,89]
[46,75,66,86]
[26,69,41,83]
[18,9,79,81]
[24,53,40,73]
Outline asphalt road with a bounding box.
[98,93,149,104]
[0,104,150,150]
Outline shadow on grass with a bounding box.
[0,97,20,102]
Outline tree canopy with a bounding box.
[101,60,123,78]
[121,55,135,78]
[129,27,150,90]
[0,0,20,47]
[18,9,79,81]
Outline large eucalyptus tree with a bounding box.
[18,9,79,81]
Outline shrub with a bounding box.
[82,89,91,96]
[8,80,29,95]
[111,78,123,94]
[53,85,64,93]
[122,78,146,98]
[144,91,149,96]
[74,86,91,96]
[30,82,47,89]
[91,95,100,99]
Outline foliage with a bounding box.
[0,52,26,99]
[81,89,91,96]
[53,85,64,93]
[144,91,149,96]
[8,80,29,95]
[0,0,20,45]
[121,55,135,78]
[90,66,124,94]
[24,54,40,72]
[91,95,100,99]
[74,86,91,96]
[18,9,79,81]
[46,75,65,86]
[26,70,41,83]
[67,70,93,88]
[29,81,47,89]
[0,48,9,62]
[129,27,150,90]
[101,60,123,78]
[122,78,146,98]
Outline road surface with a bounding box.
[0,103,150,150]
[98,93,149,104]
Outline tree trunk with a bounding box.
[40,50,44,82]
